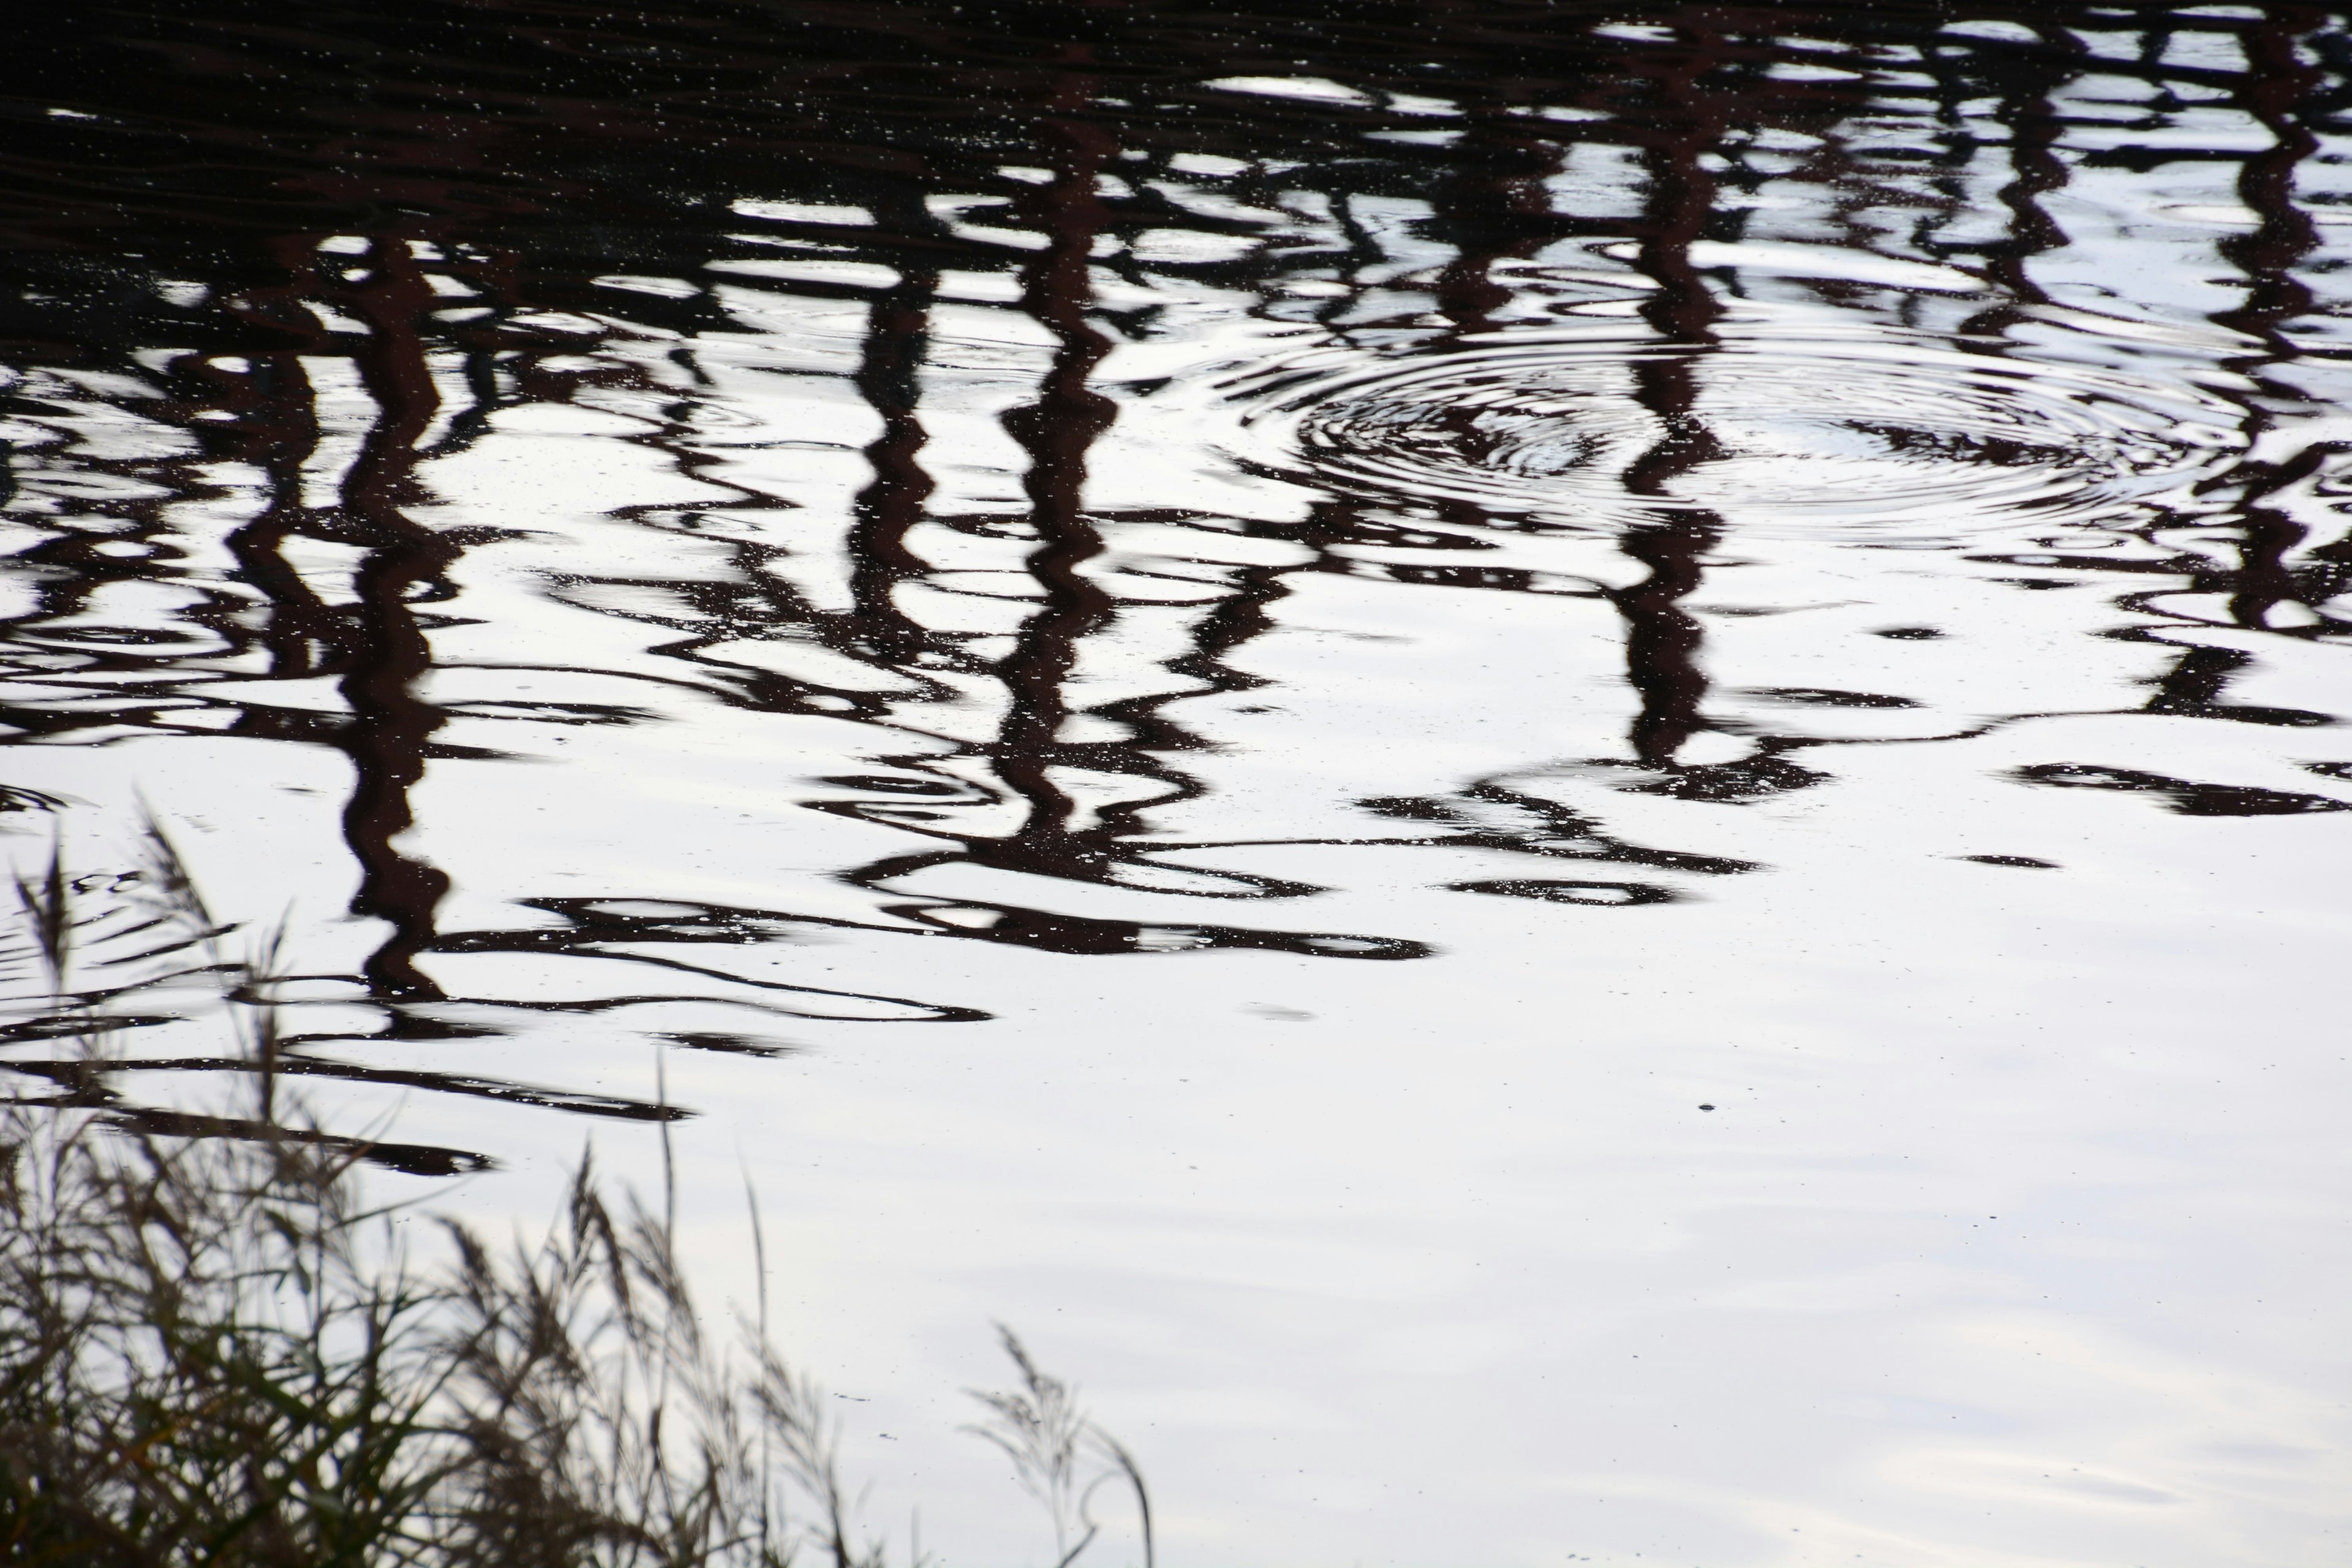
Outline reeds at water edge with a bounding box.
[0,823,1153,1568]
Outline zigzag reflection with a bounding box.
[2,2,2350,1166]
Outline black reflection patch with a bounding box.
[2169,704,2335,729]
[443,699,647,726]
[1874,627,1944,640]
[92,1106,493,1177]
[443,898,993,1022]
[37,626,201,646]
[1447,878,1678,907]
[1359,795,1461,824]
[1329,519,1491,551]
[1849,423,2071,468]
[0,1012,181,1046]
[494,892,1424,968]
[818,774,965,795]
[1359,783,1761,869]
[1958,854,2058,869]
[2305,762,2352,781]
[2132,641,2337,728]
[1753,687,1923,709]
[1616,755,1828,804]
[10,1052,695,1124]
[2013,764,2352,816]
[657,1031,797,1058]
[889,902,1429,959]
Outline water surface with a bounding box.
[4,4,2350,1563]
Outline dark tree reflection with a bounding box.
[2,1,2348,1160]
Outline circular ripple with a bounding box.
[1212,318,2247,541]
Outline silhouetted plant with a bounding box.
[0,829,1148,1567]
[10,834,69,1001]
[0,1101,917,1568]
[967,1326,1155,1568]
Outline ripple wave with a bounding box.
[1214,315,2249,542]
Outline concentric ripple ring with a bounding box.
[1210,314,2250,542]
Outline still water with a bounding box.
[4,2,2350,1562]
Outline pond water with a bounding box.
[4,3,2351,1563]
